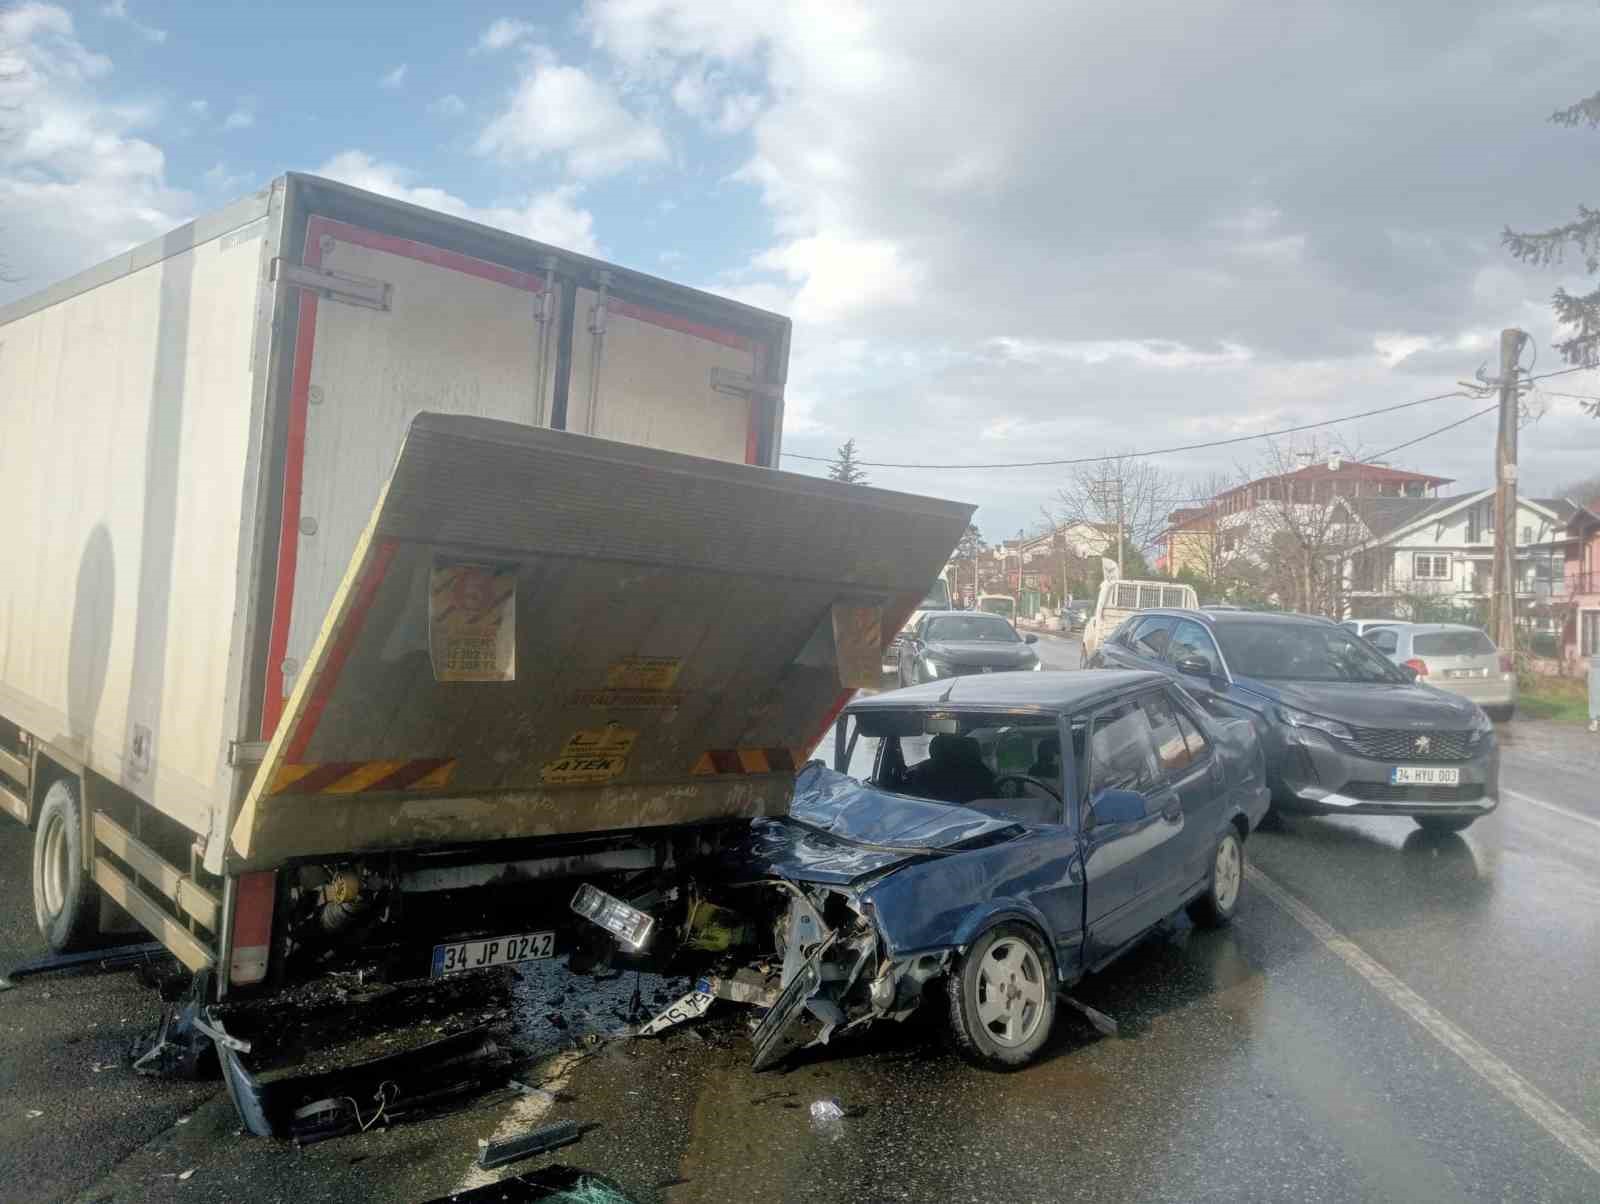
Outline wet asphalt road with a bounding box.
[4,631,1600,1202]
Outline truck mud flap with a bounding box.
[227,413,972,871]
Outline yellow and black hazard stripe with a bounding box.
[690,748,800,776]
[268,758,457,796]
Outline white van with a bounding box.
[1080,578,1198,663]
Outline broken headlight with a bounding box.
[570,883,654,950]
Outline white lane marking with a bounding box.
[451,1048,585,1193]
[1503,788,1600,836]
[1247,864,1600,1178]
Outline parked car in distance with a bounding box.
[896,611,1041,686]
[1055,604,1088,633]
[977,593,1018,622]
[1084,609,1498,831]
[722,669,1270,1069]
[1340,618,1411,641]
[1368,623,1517,721]
[885,575,958,669]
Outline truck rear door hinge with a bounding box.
[271,258,392,312]
[227,740,268,767]
[710,366,784,401]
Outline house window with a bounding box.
[1467,502,1494,543]
[1414,554,1451,580]
[1521,525,1532,544]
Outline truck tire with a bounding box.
[32,778,101,953]
[946,922,1056,1069]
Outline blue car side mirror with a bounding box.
[1024,633,1038,644]
[1090,788,1147,824]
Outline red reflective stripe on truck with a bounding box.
[261,284,321,740]
[306,217,547,294]
[229,870,276,987]
[607,298,752,353]
[282,539,399,763]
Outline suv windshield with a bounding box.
[925,615,1020,643]
[1213,620,1407,683]
[1413,630,1496,656]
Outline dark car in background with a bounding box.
[1085,609,1498,831]
[895,610,1041,686]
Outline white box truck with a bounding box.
[0,174,972,1131]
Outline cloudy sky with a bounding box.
[3,1,1598,540]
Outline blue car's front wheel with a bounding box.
[947,922,1056,1069]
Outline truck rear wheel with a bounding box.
[32,778,101,952]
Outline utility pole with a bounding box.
[1116,487,1125,580]
[1490,328,1524,653]
[1090,475,1125,580]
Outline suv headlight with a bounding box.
[920,654,949,678]
[1468,705,1493,741]
[1030,656,1043,671]
[1277,704,1353,743]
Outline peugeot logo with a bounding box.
[1414,735,1431,753]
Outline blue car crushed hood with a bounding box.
[736,764,1025,885]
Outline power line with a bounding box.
[780,365,1593,472]
[1367,403,1499,462]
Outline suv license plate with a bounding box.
[1390,766,1460,786]
[430,931,554,978]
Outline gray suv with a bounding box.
[1085,609,1498,831]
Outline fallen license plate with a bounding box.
[1389,766,1461,786]
[431,931,554,978]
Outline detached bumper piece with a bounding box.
[217,1019,510,1141]
[478,1119,583,1170]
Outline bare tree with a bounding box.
[1052,454,1181,577]
[1234,441,1370,616]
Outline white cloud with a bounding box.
[751,232,924,325]
[477,17,536,53]
[477,49,668,178]
[428,93,466,117]
[100,0,166,44]
[670,67,760,133]
[379,63,408,90]
[0,4,188,299]
[188,98,208,115]
[574,0,1600,526]
[222,104,254,130]
[317,150,601,256]
[203,161,247,194]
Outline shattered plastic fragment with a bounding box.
[808,1098,846,1142]
[25,1109,43,1119]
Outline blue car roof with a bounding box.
[845,669,1167,713]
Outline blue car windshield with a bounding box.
[1214,621,1408,683]
[925,615,1019,643]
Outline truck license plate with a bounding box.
[430,931,554,978]
[1389,766,1460,786]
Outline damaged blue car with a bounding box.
[640,670,1271,1069]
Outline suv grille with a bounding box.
[1342,781,1485,803]
[1345,726,1475,762]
